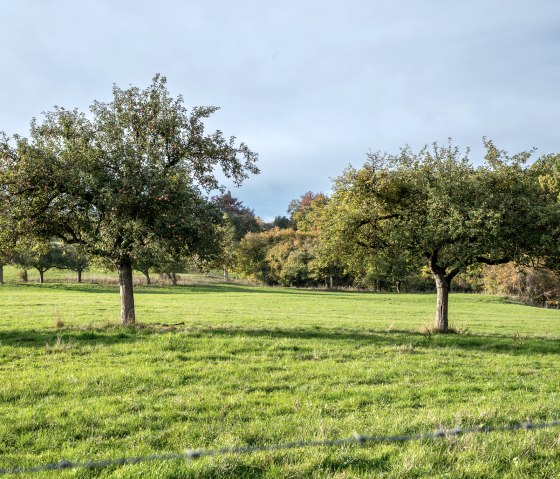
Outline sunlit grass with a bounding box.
[0,281,559,478]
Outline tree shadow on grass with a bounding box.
[8,283,243,296]
[0,327,141,348]
[190,325,560,356]
[0,323,558,356]
[12,283,120,294]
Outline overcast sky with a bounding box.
[1,1,559,219]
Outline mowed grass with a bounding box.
[0,282,559,478]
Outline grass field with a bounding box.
[0,278,559,478]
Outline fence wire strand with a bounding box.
[1,419,559,475]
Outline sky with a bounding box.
[1,1,559,220]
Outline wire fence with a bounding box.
[0,419,559,475]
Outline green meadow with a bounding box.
[0,275,559,478]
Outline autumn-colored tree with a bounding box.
[213,192,261,241]
[236,228,290,284]
[265,232,315,286]
[288,191,329,232]
[483,263,560,306]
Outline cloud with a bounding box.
[1,0,559,217]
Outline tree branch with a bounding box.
[445,267,461,283]
[356,238,389,250]
[475,256,510,266]
[429,248,442,274]
[354,213,401,229]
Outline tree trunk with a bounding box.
[171,272,178,286]
[77,269,82,283]
[118,258,136,325]
[434,274,450,332]
[39,270,45,284]
[395,280,401,294]
[223,267,229,281]
[21,270,28,282]
[144,271,151,285]
[0,265,3,285]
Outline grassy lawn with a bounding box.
[0,281,559,478]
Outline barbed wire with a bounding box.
[1,419,559,475]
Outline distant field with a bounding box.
[0,282,559,478]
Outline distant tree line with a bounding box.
[5,241,89,284]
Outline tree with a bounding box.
[0,145,16,284]
[0,247,11,285]
[271,215,293,230]
[12,240,65,284]
[213,191,261,241]
[288,191,329,232]
[134,260,154,285]
[0,231,12,285]
[210,213,238,281]
[529,154,560,264]
[482,262,560,306]
[320,140,546,331]
[349,251,420,293]
[265,231,315,286]
[235,227,322,286]
[285,192,347,287]
[156,255,188,286]
[61,244,90,283]
[211,192,261,279]
[1,75,258,324]
[236,228,293,284]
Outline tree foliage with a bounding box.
[236,228,314,285]
[288,191,329,232]
[529,153,560,272]
[483,263,560,306]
